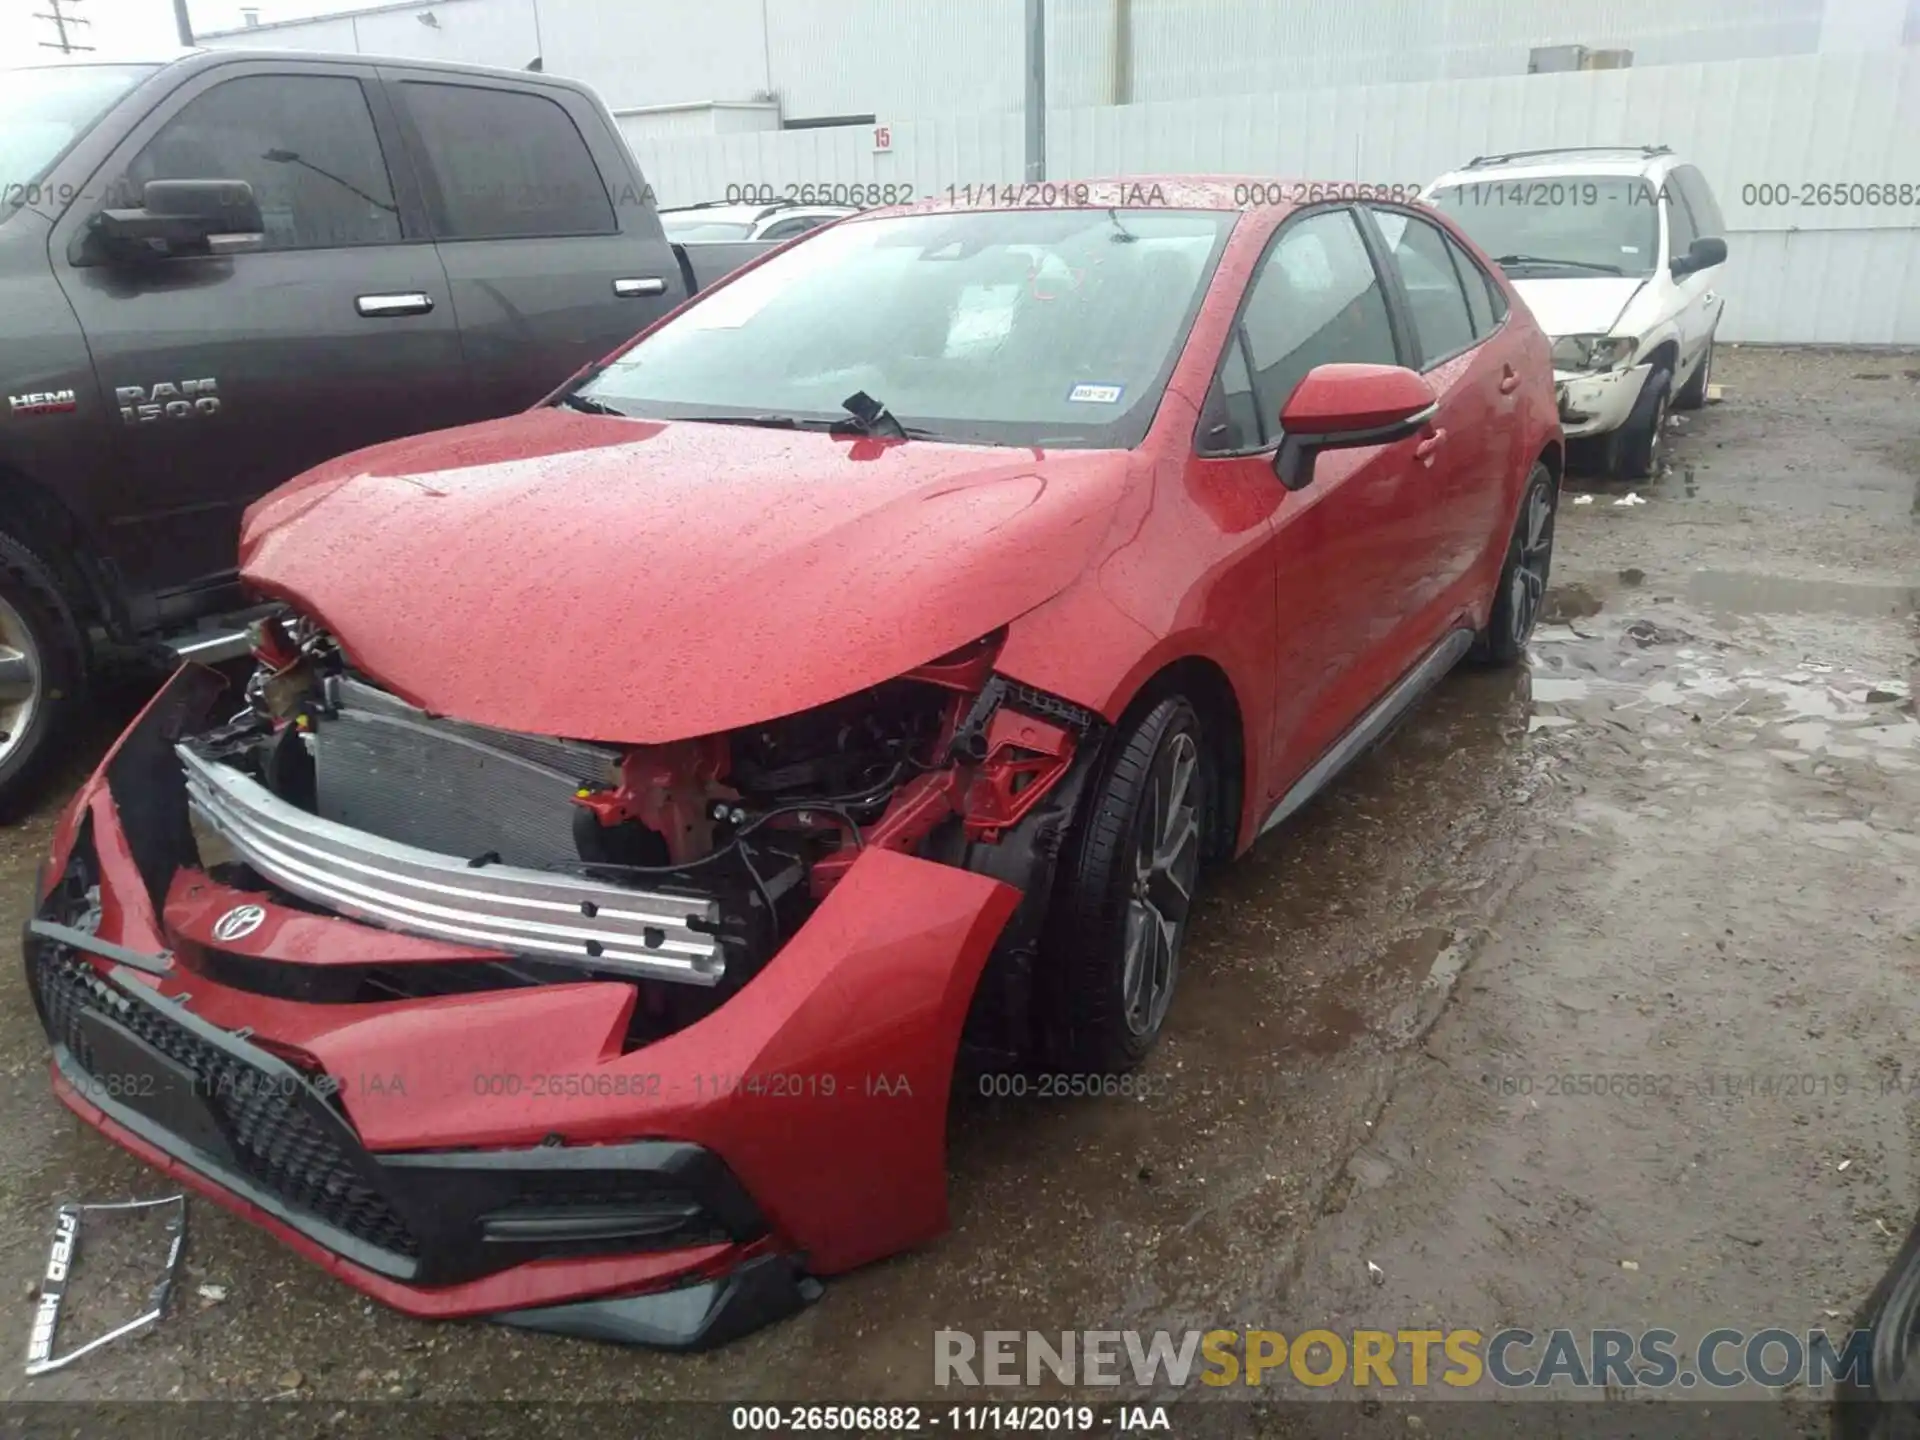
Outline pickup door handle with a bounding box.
[356,292,434,317]
[1414,428,1447,463]
[1498,366,1521,395]
[614,277,667,298]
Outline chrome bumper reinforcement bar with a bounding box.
[179,745,724,984]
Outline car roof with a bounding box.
[661,201,856,225]
[6,46,593,91]
[1429,147,1684,189]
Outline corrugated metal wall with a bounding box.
[627,48,1920,343]
[205,0,1859,116]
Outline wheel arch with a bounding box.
[1105,653,1246,867]
[1537,437,1564,487]
[1642,336,1680,377]
[0,459,123,638]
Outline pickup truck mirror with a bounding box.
[90,179,266,263]
[1670,235,1728,279]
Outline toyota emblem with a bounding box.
[212,904,267,943]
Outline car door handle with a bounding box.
[1415,428,1447,463]
[356,292,434,317]
[614,277,667,298]
[1498,367,1521,395]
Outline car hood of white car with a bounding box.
[1510,275,1651,340]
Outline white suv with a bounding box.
[1423,146,1728,478]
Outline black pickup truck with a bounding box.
[0,49,771,809]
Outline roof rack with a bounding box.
[1465,144,1670,169]
[659,197,812,213]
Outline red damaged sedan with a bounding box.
[25,180,1559,1348]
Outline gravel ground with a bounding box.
[0,345,1915,1434]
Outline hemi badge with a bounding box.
[7,390,78,416]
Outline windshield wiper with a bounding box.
[1492,253,1624,276]
[836,390,910,441]
[558,393,633,417]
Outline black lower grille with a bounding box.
[31,947,419,1260]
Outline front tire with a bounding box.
[1471,462,1557,667]
[1609,367,1671,480]
[0,532,86,817]
[1042,695,1207,1073]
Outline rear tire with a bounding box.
[1470,462,1557,668]
[1674,337,1712,411]
[1041,695,1208,1073]
[0,532,86,818]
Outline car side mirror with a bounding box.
[1670,235,1727,279]
[1273,364,1439,492]
[90,179,265,263]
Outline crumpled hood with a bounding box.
[240,409,1133,742]
[1510,275,1648,340]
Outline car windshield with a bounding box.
[0,64,157,201]
[1428,176,1660,278]
[660,216,756,240]
[575,207,1234,448]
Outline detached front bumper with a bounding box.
[25,667,1019,1346]
[1554,361,1651,439]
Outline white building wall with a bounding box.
[612,102,781,142]
[348,0,539,67]
[200,0,535,67]
[203,0,1860,117]
[627,47,1920,344]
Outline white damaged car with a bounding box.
[1425,146,1727,478]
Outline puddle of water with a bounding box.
[1531,676,1592,703]
[1543,584,1605,622]
[1524,615,1920,762]
[1688,570,1920,619]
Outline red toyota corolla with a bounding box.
[26,179,1559,1348]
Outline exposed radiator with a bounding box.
[311,677,619,870]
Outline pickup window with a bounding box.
[399,82,616,241]
[122,75,402,251]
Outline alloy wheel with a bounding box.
[1508,481,1555,648]
[0,596,42,768]
[1122,730,1200,1037]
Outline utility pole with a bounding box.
[35,0,94,53]
[174,0,196,46]
[1023,0,1045,181]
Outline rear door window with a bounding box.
[399,81,616,240]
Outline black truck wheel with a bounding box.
[0,532,86,816]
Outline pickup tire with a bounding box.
[0,532,86,817]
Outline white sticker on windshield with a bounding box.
[1621,245,1640,254]
[1067,382,1125,404]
